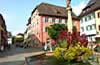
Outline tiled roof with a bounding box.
[79,0,100,17]
[32,3,79,20]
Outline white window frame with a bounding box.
[48,18,52,23]
[62,19,65,24]
[55,18,59,23]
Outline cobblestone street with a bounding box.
[0,45,43,65]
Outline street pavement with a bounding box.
[0,45,43,65]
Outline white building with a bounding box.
[80,0,100,42]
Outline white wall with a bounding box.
[80,13,96,41]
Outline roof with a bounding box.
[32,3,79,20]
[79,0,100,17]
[17,33,24,36]
[0,13,7,31]
[27,17,31,26]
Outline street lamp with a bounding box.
[66,0,73,33]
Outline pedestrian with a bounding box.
[44,41,48,51]
[48,41,53,52]
[44,38,53,52]
[7,38,12,49]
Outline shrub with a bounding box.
[59,40,67,48]
[54,26,92,63]
[54,43,92,62]
[58,26,88,48]
[15,37,24,42]
[54,47,66,60]
[64,44,92,61]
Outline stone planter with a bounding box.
[45,52,54,56]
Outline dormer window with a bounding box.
[86,8,91,12]
[83,10,86,14]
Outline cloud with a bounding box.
[72,1,87,16]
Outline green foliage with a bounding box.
[48,28,59,40]
[15,37,24,42]
[48,24,67,40]
[96,39,100,43]
[59,40,67,48]
[64,44,92,61]
[72,26,77,31]
[94,45,100,52]
[54,47,66,60]
[47,56,92,65]
[54,42,92,62]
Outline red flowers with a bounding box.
[59,29,88,48]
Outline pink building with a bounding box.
[26,3,80,47]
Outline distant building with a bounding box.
[15,33,24,38]
[79,0,100,42]
[0,13,8,51]
[26,3,80,47]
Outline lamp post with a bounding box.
[66,0,73,33]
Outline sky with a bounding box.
[0,0,90,35]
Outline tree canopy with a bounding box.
[48,24,68,40]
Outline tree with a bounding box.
[48,24,68,42]
[15,37,24,43]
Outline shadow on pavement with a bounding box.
[0,45,43,58]
[0,60,24,65]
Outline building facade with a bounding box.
[80,0,100,42]
[26,3,80,47]
[0,13,8,51]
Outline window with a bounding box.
[85,17,88,22]
[86,25,92,31]
[33,16,35,18]
[62,19,65,24]
[81,18,83,23]
[86,25,96,31]
[90,25,92,30]
[88,15,91,20]
[37,22,38,25]
[45,27,48,32]
[86,26,89,31]
[43,17,45,22]
[52,18,55,23]
[55,18,59,23]
[91,13,95,18]
[65,19,67,23]
[81,27,84,32]
[59,19,62,23]
[45,17,48,22]
[98,12,100,18]
[92,24,96,29]
[48,18,52,23]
